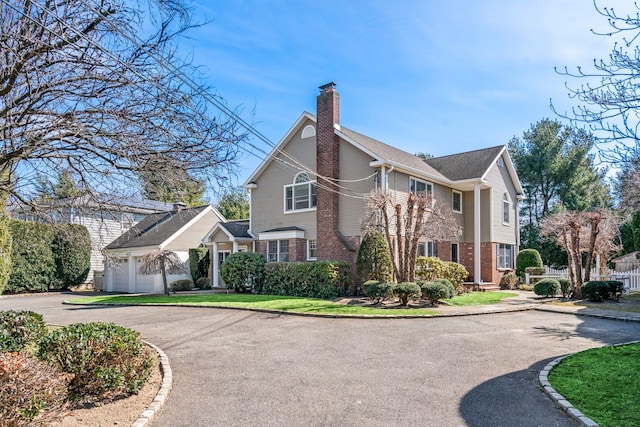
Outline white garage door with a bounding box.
[113,258,129,292]
[135,257,156,293]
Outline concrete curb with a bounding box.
[539,340,640,427]
[131,341,173,427]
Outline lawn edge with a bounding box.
[539,340,640,427]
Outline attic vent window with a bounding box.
[497,157,504,167]
[301,125,316,139]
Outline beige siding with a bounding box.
[338,139,376,236]
[463,192,474,242]
[165,209,221,250]
[484,157,518,245]
[251,118,317,239]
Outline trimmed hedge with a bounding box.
[419,280,454,305]
[581,280,625,302]
[6,220,91,293]
[188,248,210,283]
[516,249,543,278]
[37,322,154,402]
[533,278,560,297]
[220,252,266,293]
[170,279,194,292]
[262,261,351,299]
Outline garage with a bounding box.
[112,258,130,293]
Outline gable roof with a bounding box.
[244,112,522,193]
[220,220,252,239]
[106,205,221,250]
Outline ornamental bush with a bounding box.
[262,261,351,299]
[516,249,543,278]
[419,280,454,305]
[361,280,380,295]
[366,281,396,304]
[415,256,446,281]
[558,278,572,298]
[7,220,56,293]
[0,352,71,426]
[188,248,210,283]
[170,279,194,292]
[533,278,560,297]
[37,322,154,402]
[581,281,610,302]
[394,282,421,306]
[356,231,393,283]
[196,277,212,290]
[442,261,468,293]
[500,272,518,290]
[0,310,47,353]
[220,252,266,293]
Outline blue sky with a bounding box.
[182,1,629,186]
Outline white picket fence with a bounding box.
[525,266,640,293]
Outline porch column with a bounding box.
[212,242,220,288]
[128,254,136,293]
[474,183,481,284]
[233,241,239,253]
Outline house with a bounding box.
[10,197,174,286]
[611,251,640,272]
[213,83,523,286]
[202,219,254,288]
[103,204,225,293]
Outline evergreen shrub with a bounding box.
[170,279,194,292]
[500,272,518,290]
[7,220,56,293]
[394,282,421,306]
[38,322,154,402]
[220,252,266,293]
[52,224,91,289]
[0,310,47,353]
[366,282,396,304]
[356,231,393,283]
[558,278,571,298]
[188,248,210,283]
[0,213,11,295]
[516,249,543,278]
[419,280,454,305]
[533,278,560,297]
[262,261,351,299]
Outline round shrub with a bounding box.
[0,310,47,353]
[500,272,518,290]
[366,282,396,304]
[361,280,380,296]
[432,278,455,299]
[558,278,572,298]
[170,279,194,292]
[0,352,71,425]
[37,322,155,402]
[394,282,421,306]
[516,249,543,278]
[356,231,393,283]
[196,277,212,290]
[419,280,453,305]
[581,281,611,302]
[220,252,266,293]
[606,280,625,300]
[533,278,560,297]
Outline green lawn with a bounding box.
[67,291,517,316]
[68,294,440,316]
[446,291,517,306]
[549,343,640,427]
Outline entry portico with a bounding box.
[203,220,255,288]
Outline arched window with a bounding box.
[502,193,510,225]
[285,172,317,212]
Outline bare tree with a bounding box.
[363,189,461,282]
[540,209,620,297]
[554,2,640,163]
[1,0,245,217]
[138,249,187,295]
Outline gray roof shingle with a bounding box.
[106,205,209,250]
[424,145,504,181]
[220,220,252,239]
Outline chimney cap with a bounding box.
[172,201,187,212]
[319,82,337,93]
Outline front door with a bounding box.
[217,251,231,287]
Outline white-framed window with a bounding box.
[307,240,317,261]
[497,244,514,269]
[267,240,289,262]
[218,251,231,269]
[451,243,459,263]
[502,193,510,225]
[409,177,433,195]
[284,172,317,212]
[452,190,462,213]
[418,241,438,258]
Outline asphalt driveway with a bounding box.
[2,293,639,426]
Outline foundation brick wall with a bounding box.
[458,242,502,283]
[290,238,307,262]
[437,241,452,262]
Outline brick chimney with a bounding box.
[316,82,344,261]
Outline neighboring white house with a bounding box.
[10,197,174,285]
[103,204,225,293]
